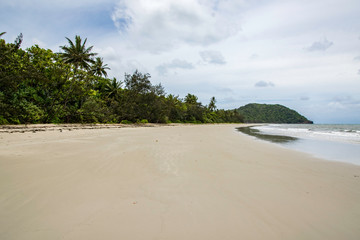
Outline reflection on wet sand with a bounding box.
[237,126,298,143]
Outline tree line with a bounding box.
[0,33,244,124]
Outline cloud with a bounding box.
[249,54,259,60]
[125,60,148,74]
[217,87,234,93]
[95,46,119,61]
[358,69,360,75]
[0,0,117,49]
[111,2,132,32]
[157,59,195,75]
[354,56,360,61]
[199,50,226,64]
[328,96,360,110]
[300,96,310,101]
[306,38,333,52]
[111,0,242,53]
[254,81,275,87]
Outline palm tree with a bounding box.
[208,96,217,112]
[104,78,122,98]
[0,32,6,38]
[60,35,97,73]
[91,57,110,77]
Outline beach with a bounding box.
[0,124,359,239]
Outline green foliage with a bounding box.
[77,96,113,123]
[0,116,8,125]
[103,78,122,99]
[124,70,152,94]
[120,120,133,124]
[91,57,110,77]
[184,93,198,105]
[0,33,245,125]
[137,119,149,124]
[60,35,97,72]
[208,96,216,112]
[237,103,312,123]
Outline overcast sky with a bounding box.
[1,0,360,123]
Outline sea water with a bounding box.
[237,124,360,165]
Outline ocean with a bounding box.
[237,124,360,166]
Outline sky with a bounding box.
[1,0,360,123]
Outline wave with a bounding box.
[253,124,360,144]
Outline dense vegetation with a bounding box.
[0,33,244,124]
[236,103,313,124]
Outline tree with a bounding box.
[166,94,185,122]
[0,33,24,95]
[208,96,216,112]
[0,33,246,125]
[151,83,165,96]
[0,32,22,51]
[104,78,122,99]
[13,33,23,50]
[25,45,72,123]
[91,57,110,77]
[184,93,205,122]
[60,35,97,73]
[184,93,198,105]
[124,70,151,94]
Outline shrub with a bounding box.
[120,120,133,124]
[0,116,9,125]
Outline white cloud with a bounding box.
[249,54,259,60]
[217,87,234,94]
[157,59,195,75]
[328,96,360,110]
[125,60,148,74]
[111,0,242,53]
[306,38,334,52]
[94,46,119,62]
[199,50,226,64]
[254,81,275,87]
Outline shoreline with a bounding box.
[237,124,360,166]
[0,123,162,133]
[0,123,253,134]
[1,124,359,239]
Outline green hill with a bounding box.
[236,103,313,124]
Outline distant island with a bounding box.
[236,103,313,124]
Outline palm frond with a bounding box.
[59,35,97,72]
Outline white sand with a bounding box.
[0,124,359,240]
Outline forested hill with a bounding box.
[236,103,313,124]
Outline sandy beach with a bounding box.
[0,124,359,240]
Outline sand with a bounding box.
[0,124,359,240]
